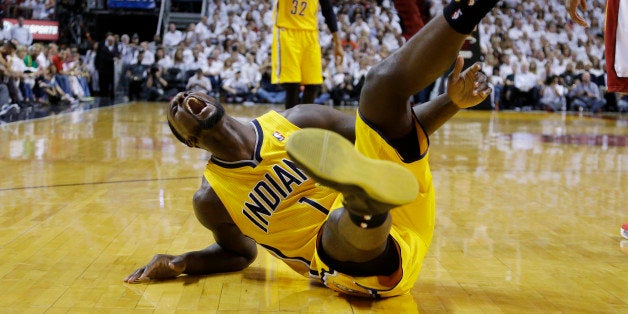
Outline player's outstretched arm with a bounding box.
[413,56,491,135]
[124,178,257,284]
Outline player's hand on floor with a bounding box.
[447,55,491,109]
[124,254,186,283]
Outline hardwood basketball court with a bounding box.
[0,102,625,312]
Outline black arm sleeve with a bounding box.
[319,0,339,33]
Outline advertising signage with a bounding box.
[3,18,59,41]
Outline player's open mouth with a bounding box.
[185,95,213,120]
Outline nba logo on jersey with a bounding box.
[273,131,285,141]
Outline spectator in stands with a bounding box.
[0,40,22,104]
[331,71,358,106]
[225,43,245,67]
[49,44,73,98]
[74,56,92,100]
[352,56,369,100]
[186,45,206,72]
[118,34,135,66]
[221,69,252,103]
[63,50,90,100]
[585,59,605,87]
[23,44,39,74]
[0,23,11,42]
[171,47,187,73]
[560,62,578,88]
[126,50,148,101]
[44,0,55,19]
[340,33,358,52]
[10,17,33,47]
[145,65,177,101]
[84,42,99,95]
[539,75,567,112]
[162,23,183,53]
[147,33,162,53]
[136,42,155,66]
[202,54,223,95]
[0,43,14,107]
[239,52,260,88]
[504,62,540,110]
[488,66,504,109]
[35,42,50,69]
[183,23,197,47]
[95,34,118,100]
[195,16,210,43]
[253,64,285,104]
[116,34,134,97]
[32,0,48,20]
[154,46,173,70]
[13,45,34,103]
[38,65,77,105]
[185,68,212,95]
[131,33,141,49]
[569,71,606,112]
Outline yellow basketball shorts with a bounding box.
[310,111,436,298]
[271,27,323,85]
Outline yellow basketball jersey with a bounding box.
[203,111,339,277]
[272,0,320,31]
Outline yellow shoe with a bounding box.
[286,128,418,216]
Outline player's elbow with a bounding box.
[238,244,258,269]
[193,189,214,229]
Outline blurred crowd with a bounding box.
[2,0,56,21]
[1,0,626,123]
[105,0,409,107]
[480,0,625,112]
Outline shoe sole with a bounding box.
[286,128,418,216]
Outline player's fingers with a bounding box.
[452,55,464,78]
[473,67,487,82]
[567,5,589,27]
[578,0,590,27]
[574,13,589,27]
[124,268,144,283]
[478,86,492,99]
[136,267,152,283]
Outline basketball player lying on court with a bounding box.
[125,0,496,298]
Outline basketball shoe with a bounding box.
[286,128,418,219]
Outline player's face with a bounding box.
[167,91,225,148]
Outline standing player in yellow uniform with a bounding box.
[271,0,343,109]
[125,0,497,298]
